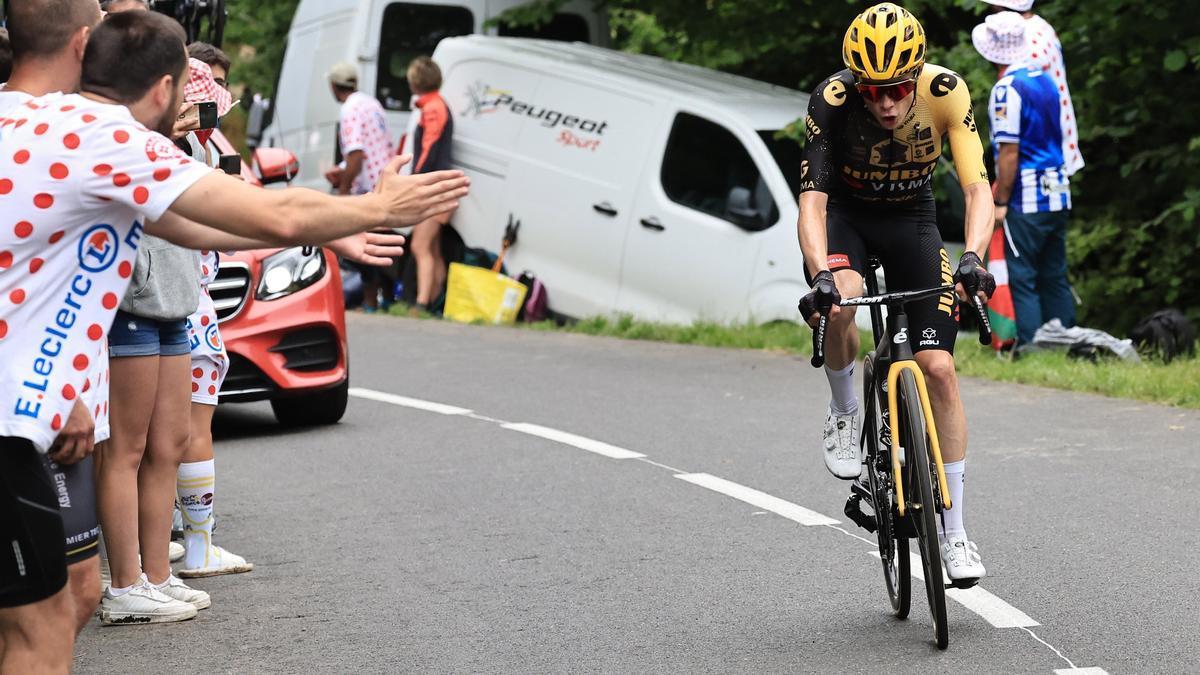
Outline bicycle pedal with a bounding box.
[843,494,877,533]
[945,578,980,590]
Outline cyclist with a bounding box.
[796,3,997,581]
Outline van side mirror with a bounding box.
[725,186,761,228]
[244,94,270,150]
[252,147,299,185]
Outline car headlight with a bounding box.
[256,246,326,300]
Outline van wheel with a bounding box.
[270,380,349,427]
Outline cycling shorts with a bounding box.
[810,198,959,354]
[0,438,68,607]
[41,455,100,566]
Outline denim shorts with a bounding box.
[107,310,191,358]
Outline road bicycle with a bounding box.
[809,256,991,650]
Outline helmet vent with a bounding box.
[865,38,879,72]
[882,37,897,72]
[885,11,897,27]
[865,11,877,28]
[851,51,866,73]
[897,48,912,70]
[904,25,914,41]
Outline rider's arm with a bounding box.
[798,191,830,278]
[796,74,848,276]
[941,73,993,255]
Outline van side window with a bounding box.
[497,13,591,43]
[661,113,778,231]
[376,3,475,111]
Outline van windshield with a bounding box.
[758,131,804,199]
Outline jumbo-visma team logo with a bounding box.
[77,224,119,272]
[204,323,222,351]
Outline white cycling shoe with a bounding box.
[822,408,862,479]
[941,537,987,582]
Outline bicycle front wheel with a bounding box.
[898,368,948,650]
[863,353,909,618]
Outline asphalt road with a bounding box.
[75,314,1199,674]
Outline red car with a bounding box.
[206,130,349,426]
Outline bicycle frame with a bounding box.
[843,265,953,517]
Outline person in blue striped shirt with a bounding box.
[974,11,1076,348]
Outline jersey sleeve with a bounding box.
[81,118,213,221]
[339,99,367,155]
[988,80,1022,144]
[800,73,851,195]
[938,72,990,188]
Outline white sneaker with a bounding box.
[941,537,987,581]
[822,408,862,479]
[154,575,211,610]
[169,541,186,563]
[98,575,198,625]
[178,545,254,578]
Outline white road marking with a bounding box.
[352,386,1098,672]
[675,473,840,526]
[349,388,472,416]
[870,550,1039,628]
[500,423,645,459]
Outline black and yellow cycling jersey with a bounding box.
[800,64,989,204]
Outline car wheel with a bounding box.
[270,380,349,427]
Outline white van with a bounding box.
[256,0,608,190]
[434,36,811,323]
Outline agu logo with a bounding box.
[204,323,222,351]
[78,224,119,272]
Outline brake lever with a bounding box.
[811,314,828,368]
[972,295,992,346]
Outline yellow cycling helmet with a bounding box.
[842,3,927,84]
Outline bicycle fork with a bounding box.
[886,360,952,517]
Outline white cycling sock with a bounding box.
[938,459,966,544]
[825,362,858,416]
[177,460,216,570]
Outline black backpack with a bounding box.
[1130,309,1197,362]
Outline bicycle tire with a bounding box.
[863,354,909,618]
[898,368,949,650]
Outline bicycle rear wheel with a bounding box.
[863,354,909,618]
[898,368,949,650]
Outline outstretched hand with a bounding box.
[327,230,407,266]
[375,154,470,228]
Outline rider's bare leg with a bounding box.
[825,270,865,371]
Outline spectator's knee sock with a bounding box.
[177,459,216,569]
[825,362,858,416]
[938,460,966,544]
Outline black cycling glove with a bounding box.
[955,251,997,300]
[798,270,841,323]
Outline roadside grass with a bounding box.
[382,306,1198,408]
[529,315,1200,409]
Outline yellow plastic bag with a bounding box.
[443,262,529,325]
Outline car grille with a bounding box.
[268,327,341,372]
[212,261,251,322]
[219,353,277,402]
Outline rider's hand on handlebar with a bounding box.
[953,251,996,303]
[798,269,842,328]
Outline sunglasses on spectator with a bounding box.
[213,78,228,90]
[856,79,917,103]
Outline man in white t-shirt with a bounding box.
[0,8,467,665]
[980,0,1083,175]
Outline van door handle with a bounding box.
[640,217,665,232]
[593,202,618,217]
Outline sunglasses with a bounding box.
[856,79,917,103]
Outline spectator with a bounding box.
[974,12,1076,348]
[0,0,107,655]
[175,52,253,579]
[980,0,1083,175]
[326,61,396,312]
[0,28,12,83]
[407,56,454,314]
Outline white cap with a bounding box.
[972,12,1028,65]
[980,0,1035,11]
[327,62,358,88]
